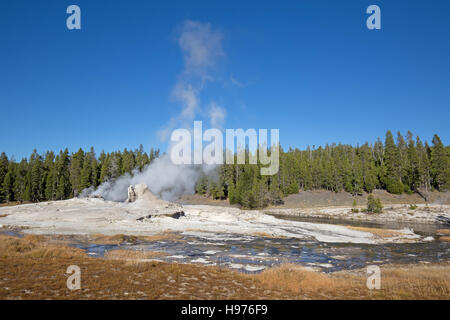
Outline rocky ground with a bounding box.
[278,189,450,208]
[0,185,449,300]
[179,190,450,226]
[264,203,450,225]
[0,184,429,244]
[179,190,450,208]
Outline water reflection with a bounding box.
[73,230,449,274]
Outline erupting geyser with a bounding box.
[126,184,185,220]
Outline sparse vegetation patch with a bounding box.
[365,195,383,214]
[0,234,448,300]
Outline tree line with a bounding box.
[195,131,450,208]
[0,145,160,203]
[1,130,449,208]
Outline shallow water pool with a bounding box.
[72,216,450,273]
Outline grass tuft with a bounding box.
[0,234,448,300]
[345,226,403,239]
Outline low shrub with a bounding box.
[366,194,383,213]
[351,199,359,213]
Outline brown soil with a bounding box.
[276,190,450,209]
[177,194,236,207]
[104,249,168,261]
[176,190,449,209]
[0,201,32,207]
[88,232,183,245]
[345,226,404,239]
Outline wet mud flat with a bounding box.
[72,229,449,274]
[2,214,449,274]
[270,213,447,234]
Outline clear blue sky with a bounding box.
[1,0,449,160]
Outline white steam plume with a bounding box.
[208,102,226,129]
[178,20,224,79]
[158,20,224,141]
[84,153,201,201]
[86,20,227,202]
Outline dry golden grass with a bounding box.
[439,236,450,242]
[252,263,450,300]
[252,232,286,239]
[0,201,31,207]
[0,234,285,300]
[104,250,168,268]
[345,226,403,238]
[0,234,449,300]
[0,234,86,260]
[373,265,450,299]
[437,229,450,235]
[90,232,183,244]
[105,249,167,260]
[253,264,364,299]
[138,232,184,242]
[89,234,139,244]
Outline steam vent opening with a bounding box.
[127,184,185,220]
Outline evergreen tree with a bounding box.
[70,148,85,197]
[416,137,432,192]
[360,143,378,193]
[121,149,135,175]
[45,167,55,200]
[42,151,55,201]
[383,131,403,194]
[366,194,383,213]
[269,173,283,203]
[29,150,43,202]
[13,159,28,203]
[195,175,208,195]
[55,149,71,200]
[431,134,449,191]
[0,152,9,201]
[80,155,93,192]
[90,147,99,187]
[2,164,15,202]
[100,154,111,183]
[79,147,98,191]
[1,133,448,208]
[397,131,411,193]
[406,131,419,191]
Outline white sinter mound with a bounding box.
[0,184,421,244]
